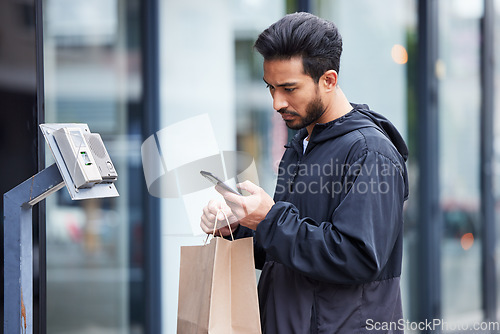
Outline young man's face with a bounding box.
[263,57,326,130]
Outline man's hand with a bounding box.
[216,180,275,231]
[200,200,239,237]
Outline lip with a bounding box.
[281,113,296,121]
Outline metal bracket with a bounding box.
[4,163,64,334]
[4,124,120,333]
[3,124,119,334]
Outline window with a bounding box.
[43,0,146,332]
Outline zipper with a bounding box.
[288,158,301,193]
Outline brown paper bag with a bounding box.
[177,236,262,334]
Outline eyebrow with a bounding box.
[263,78,298,87]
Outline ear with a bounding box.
[321,70,338,92]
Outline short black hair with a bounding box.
[254,12,343,83]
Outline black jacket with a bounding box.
[235,104,409,333]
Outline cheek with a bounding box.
[292,93,311,111]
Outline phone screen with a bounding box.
[200,170,241,195]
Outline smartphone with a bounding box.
[200,170,241,195]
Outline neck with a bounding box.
[306,87,352,135]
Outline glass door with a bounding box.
[438,0,482,323]
[43,0,146,332]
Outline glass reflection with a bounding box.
[43,0,144,333]
[439,0,482,322]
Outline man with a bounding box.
[201,12,408,333]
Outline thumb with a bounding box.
[237,180,260,195]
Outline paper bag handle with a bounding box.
[213,209,234,240]
[204,208,234,245]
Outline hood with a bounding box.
[289,103,409,161]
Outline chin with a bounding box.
[285,121,304,130]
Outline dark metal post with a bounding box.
[3,164,64,334]
[34,0,47,332]
[480,0,496,322]
[297,0,311,13]
[142,0,162,333]
[416,0,441,329]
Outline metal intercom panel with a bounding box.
[40,123,119,200]
[83,132,118,182]
[53,127,102,188]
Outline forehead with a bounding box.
[263,57,311,83]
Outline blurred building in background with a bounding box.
[1,0,500,333]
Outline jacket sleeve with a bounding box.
[254,150,407,284]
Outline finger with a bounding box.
[200,214,213,234]
[205,199,226,219]
[216,210,234,228]
[222,208,237,224]
[207,199,221,212]
[219,200,232,212]
[203,204,231,230]
[214,184,234,198]
[237,180,260,194]
[223,198,248,221]
[201,202,222,231]
[202,205,217,224]
[201,214,224,233]
[216,185,243,204]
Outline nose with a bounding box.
[272,92,289,111]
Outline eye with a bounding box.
[284,88,295,92]
[266,84,274,90]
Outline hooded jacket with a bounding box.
[234,104,409,333]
